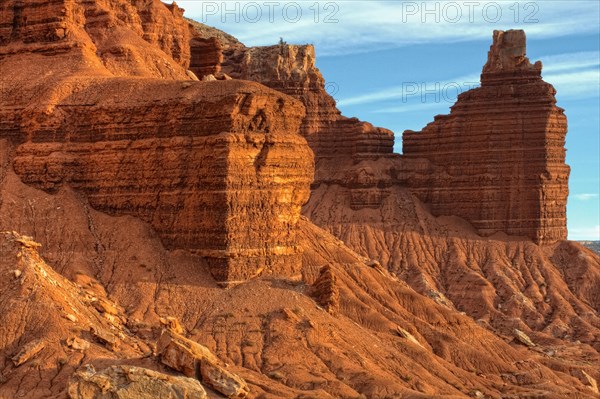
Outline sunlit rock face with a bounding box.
[403,30,569,244]
[0,0,314,282]
[198,28,568,244]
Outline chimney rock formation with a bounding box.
[403,30,569,244]
[192,28,570,244]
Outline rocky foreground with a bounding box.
[0,0,598,398]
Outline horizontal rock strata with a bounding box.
[201,28,569,244]
[0,0,192,79]
[4,78,313,282]
[402,30,569,243]
[0,0,315,282]
[184,25,395,164]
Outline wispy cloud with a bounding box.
[173,1,600,56]
[535,51,600,99]
[373,102,451,114]
[540,51,600,73]
[337,74,480,107]
[336,51,599,109]
[573,193,599,201]
[569,225,600,241]
[545,69,600,100]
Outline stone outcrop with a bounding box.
[11,339,45,367]
[157,330,250,398]
[67,365,207,399]
[187,23,395,165]
[189,36,223,78]
[513,329,535,348]
[311,265,339,314]
[402,30,569,244]
[0,0,192,79]
[0,0,314,282]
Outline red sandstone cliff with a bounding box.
[300,30,599,388]
[219,30,568,245]
[190,26,568,245]
[185,25,395,164]
[403,30,569,244]
[0,0,314,282]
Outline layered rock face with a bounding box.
[0,0,314,282]
[0,0,193,79]
[1,6,600,398]
[402,30,569,244]
[185,26,395,165]
[238,44,395,162]
[189,36,222,78]
[186,24,400,213]
[7,79,312,282]
[204,28,569,244]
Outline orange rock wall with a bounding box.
[402,31,569,243]
[0,0,315,282]
[3,78,313,282]
[0,0,192,78]
[224,44,395,160]
[228,32,569,243]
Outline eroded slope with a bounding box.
[0,158,598,398]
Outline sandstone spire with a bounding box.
[403,29,569,244]
[482,29,542,77]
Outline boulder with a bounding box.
[67,365,207,399]
[186,70,200,81]
[513,329,535,348]
[157,330,249,398]
[12,339,45,367]
[66,337,90,351]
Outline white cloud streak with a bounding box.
[171,1,600,56]
[546,69,600,100]
[573,193,599,201]
[539,51,600,99]
[569,225,600,241]
[540,51,600,73]
[337,74,480,107]
[373,101,451,114]
[336,51,599,109]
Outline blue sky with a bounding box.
[173,0,600,240]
